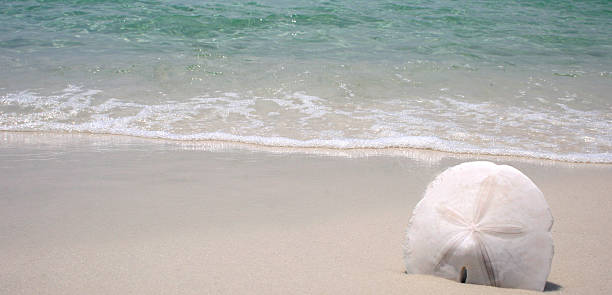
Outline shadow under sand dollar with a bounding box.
[544,281,562,292]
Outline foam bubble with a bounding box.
[1,86,610,163]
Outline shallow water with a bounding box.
[1,0,611,162]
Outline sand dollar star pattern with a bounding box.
[434,174,526,287]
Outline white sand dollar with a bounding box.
[404,161,553,291]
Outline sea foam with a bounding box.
[1,86,610,163]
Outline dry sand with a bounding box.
[1,132,611,294]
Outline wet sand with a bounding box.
[1,132,611,294]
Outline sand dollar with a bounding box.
[404,161,554,291]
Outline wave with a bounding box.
[1,86,610,163]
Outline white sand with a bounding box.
[1,132,611,294]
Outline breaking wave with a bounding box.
[1,85,610,163]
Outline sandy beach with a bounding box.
[1,131,610,294]
[2,0,611,293]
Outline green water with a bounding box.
[1,0,611,162]
[2,0,611,65]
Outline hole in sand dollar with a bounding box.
[460,266,467,283]
[404,161,554,291]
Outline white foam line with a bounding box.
[4,125,609,163]
[2,87,611,163]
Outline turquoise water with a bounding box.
[1,0,611,162]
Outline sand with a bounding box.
[1,131,611,294]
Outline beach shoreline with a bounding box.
[2,0,611,293]
[1,131,611,294]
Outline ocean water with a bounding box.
[1,0,611,162]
